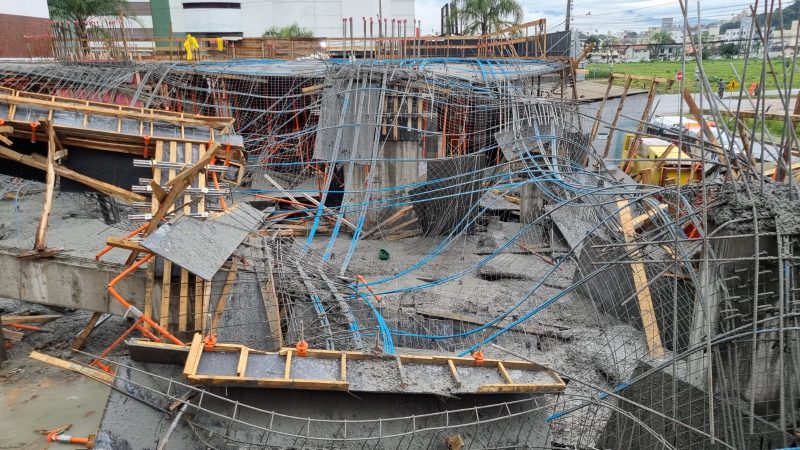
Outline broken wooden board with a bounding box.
[29,350,114,384]
[142,203,263,280]
[128,336,567,396]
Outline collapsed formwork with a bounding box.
[0,54,798,450]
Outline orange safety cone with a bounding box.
[203,334,217,352]
[471,350,485,366]
[296,339,309,357]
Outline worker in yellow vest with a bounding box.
[183,33,200,61]
[216,37,224,52]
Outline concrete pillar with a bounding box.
[344,141,425,229]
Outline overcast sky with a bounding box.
[414,0,756,35]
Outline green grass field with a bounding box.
[585,59,800,94]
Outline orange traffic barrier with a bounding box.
[295,339,309,357]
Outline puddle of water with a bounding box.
[0,375,110,449]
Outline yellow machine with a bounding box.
[622,135,700,186]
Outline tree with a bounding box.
[647,31,676,59]
[456,0,523,36]
[719,43,740,58]
[262,23,313,38]
[48,0,133,54]
[719,20,740,34]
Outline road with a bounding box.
[653,89,799,115]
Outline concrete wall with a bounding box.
[0,247,146,315]
[343,140,426,229]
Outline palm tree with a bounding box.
[48,0,133,54]
[262,23,314,38]
[457,0,523,36]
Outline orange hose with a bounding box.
[107,254,183,345]
[210,156,228,211]
[356,274,382,302]
[4,323,47,332]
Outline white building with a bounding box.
[165,0,415,38]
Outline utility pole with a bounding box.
[565,0,572,32]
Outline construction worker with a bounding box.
[183,33,200,61]
[718,79,725,99]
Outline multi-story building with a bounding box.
[151,0,415,39]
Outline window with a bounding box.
[183,2,241,9]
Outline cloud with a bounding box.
[414,0,743,35]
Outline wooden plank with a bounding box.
[0,145,145,203]
[261,247,283,347]
[602,75,632,158]
[340,354,347,381]
[165,143,218,189]
[105,237,150,253]
[194,278,204,332]
[201,279,212,332]
[179,268,189,332]
[29,351,114,384]
[611,73,670,84]
[160,260,172,329]
[2,327,23,342]
[283,349,293,379]
[683,89,736,177]
[211,257,240,334]
[447,359,462,387]
[236,347,249,377]
[0,314,61,323]
[143,145,216,237]
[71,312,104,352]
[33,121,56,251]
[361,205,413,239]
[617,200,665,358]
[300,193,356,231]
[183,333,204,377]
[497,361,513,384]
[183,142,192,215]
[0,90,233,128]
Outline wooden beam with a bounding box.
[2,327,23,342]
[0,145,145,203]
[211,257,240,334]
[106,237,150,253]
[29,351,114,384]
[33,122,56,252]
[300,192,356,232]
[179,269,189,332]
[71,312,104,352]
[603,75,633,158]
[683,89,736,177]
[361,205,413,239]
[1,314,61,323]
[165,143,219,188]
[617,200,665,358]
